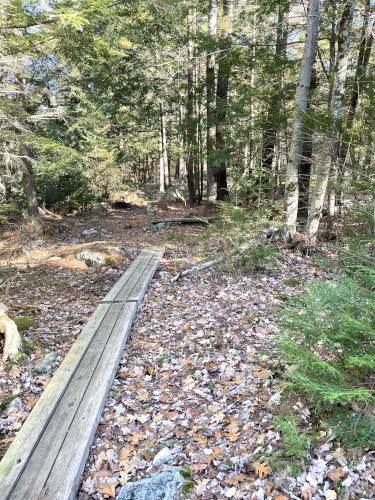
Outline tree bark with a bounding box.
[306,0,355,243]
[283,0,320,239]
[21,145,39,217]
[206,0,218,202]
[186,8,197,205]
[262,2,289,192]
[337,0,374,203]
[327,0,356,217]
[215,0,233,200]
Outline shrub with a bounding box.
[206,202,282,273]
[276,247,375,448]
[271,415,309,474]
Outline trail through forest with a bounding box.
[1,207,373,499]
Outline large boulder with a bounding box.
[110,190,147,207]
[116,467,185,500]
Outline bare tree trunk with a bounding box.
[337,0,374,205]
[215,0,233,200]
[297,68,317,219]
[186,7,197,205]
[306,0,355,243]
[206,0,218,202]
[262,2,289,192]
[283,0,320,239]
[21,145,39,217]
[328,0,356,217]
[159,105,165,193]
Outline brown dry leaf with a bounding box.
[255,368,272,379]
[194,433,208,445]
[181,324,190,332]
[274,494,289,500]
[224,474,248,485]
[128,432,143,445]
[327,467,347,482]
[95,451,107,469]
[301,487,317,500]
[138,389,149,402]
[252,461,269,479]
[98,481,118,498]
[159,393,170,403]
[225,423,240,442]
[119,445,133,461]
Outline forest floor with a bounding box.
[0,205,373,500]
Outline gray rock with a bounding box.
[81,228,99,237]
[5,397,25,415]
[23,239,45,252]
[158,271,174,282]
[116,467,185,500]
[32,351,58,373]
[152,447,173,467]
[75,250,105,267]
[69,238,83,245]
[146,204,158,214]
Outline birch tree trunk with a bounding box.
[306,0,355,243]
[206,0,218,202]
[283,0,320,240]
[159,103,166,193]
[327,0,356,217]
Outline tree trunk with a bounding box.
[327,0,356,217]
[215,0,233,200]
[159,109,165,193]
[337,0,374,204]
[21,145,39,217]
[262,2,289,192]
[283,0,320,239]
[297,68,317,219]
[306,0,355,243]
[206,0,218,202]
[186,8,197,205]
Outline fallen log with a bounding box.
[0,303,22,362]
[171,259,218,282]
[151,217,210,225]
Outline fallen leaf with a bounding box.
[253,461,269,479]
[327,467,346,482]
[324,491,337,500]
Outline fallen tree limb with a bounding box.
[151,217,210,225]
[0,303,22,362]
[171,259,218,282]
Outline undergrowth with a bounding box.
[276,242,375,449]
[204,202,283,273]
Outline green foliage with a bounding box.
[15,316,34,332]
[206,202,282,273]
[276,246,375,448]
[0,203,22,223]
[271,415,309,474]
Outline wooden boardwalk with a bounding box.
[0,247,164,500]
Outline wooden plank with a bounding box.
[40,302,137,500]
[121,247,165,303]
[100,247,156,303]
[8,303,125,500]
[0,303,111,500]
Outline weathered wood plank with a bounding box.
[100,247,156,303]
[40,302,137,500]
[0,303,111,500]
[8,303,124,500]
[122,247,165,303]
[0,246,164,500]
